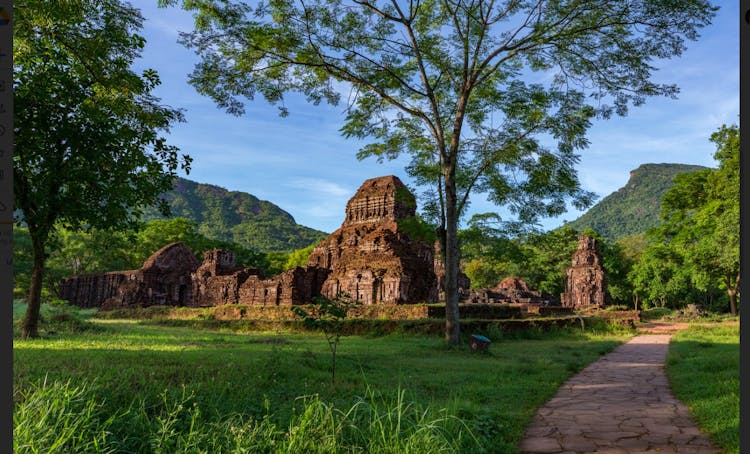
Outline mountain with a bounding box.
[145,177,328,252]
[565,163,708,240]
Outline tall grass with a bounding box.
[13,379,476,453]
[13,377,118,453]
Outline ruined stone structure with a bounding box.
[462,277,550,305]
[59,242,200,309]
[191,249,260,306]
[191,248,329,307]
[307,175,437,305]
[61,175,438,309]
[560,235,608,309]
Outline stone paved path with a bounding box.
[518,332,719,453]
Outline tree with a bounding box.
[132,218,204,264]
[14,0,190,338]
[658,125,739,314]
[519,225,578,297]
[628,240,691,309]
[165,0,716,343]
[283,244,316,269]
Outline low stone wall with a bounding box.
[426,304,524,320]
[98,303,526,321]
[539,306,575,317]
[140,316,602,337]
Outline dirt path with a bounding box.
[518,324,718,453]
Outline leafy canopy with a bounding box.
[14,0,190,235]
[13,0,190,337]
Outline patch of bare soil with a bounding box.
[635,320,736,334]
[635,321,690,334]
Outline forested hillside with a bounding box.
[565,163,707,240]
[145,178,328,252]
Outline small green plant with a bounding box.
[292,292,360,385]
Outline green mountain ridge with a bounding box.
[145,177,328,252]
[565,163,708,240]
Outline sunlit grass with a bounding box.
[666,322,739,454]
[14,302,632,453]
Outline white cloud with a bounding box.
[284,178,353,198]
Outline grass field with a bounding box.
[666,322,740,454]
[13,302,632,453]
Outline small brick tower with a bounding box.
[560,235,608,310]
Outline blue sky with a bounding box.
[134,1,739,234]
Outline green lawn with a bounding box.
[13,302,631,453]
[666,322,740,454]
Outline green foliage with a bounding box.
[666,323,739,453]
[397,215,437,243]
[460,222,634,306]
[131,217,268,269]
[12,228,33,299]
[266,251,291,277]
[284,244,316,270]
[13,0,189,337]
[639,307,676,321]
[14,0,189,232]
[463,258,518,290]
[628,241,691,309]
[631,125,739,313]
[580,230,634,306]
[459,213,527,288]
[518,226,579,297]
[143,177,328,253]
[566,164,707,240]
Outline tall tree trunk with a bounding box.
[22,234,47,339]
[727,289,737,316]
[722,274,738,316]
[443,172,460,345]
[727,273,739,316]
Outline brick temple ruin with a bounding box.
[560,234,609,309]
[60,175,440,309]
[462,277,551,305]
[60,176,609,312]
[307,175,437,304]
[59,242,200,309]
